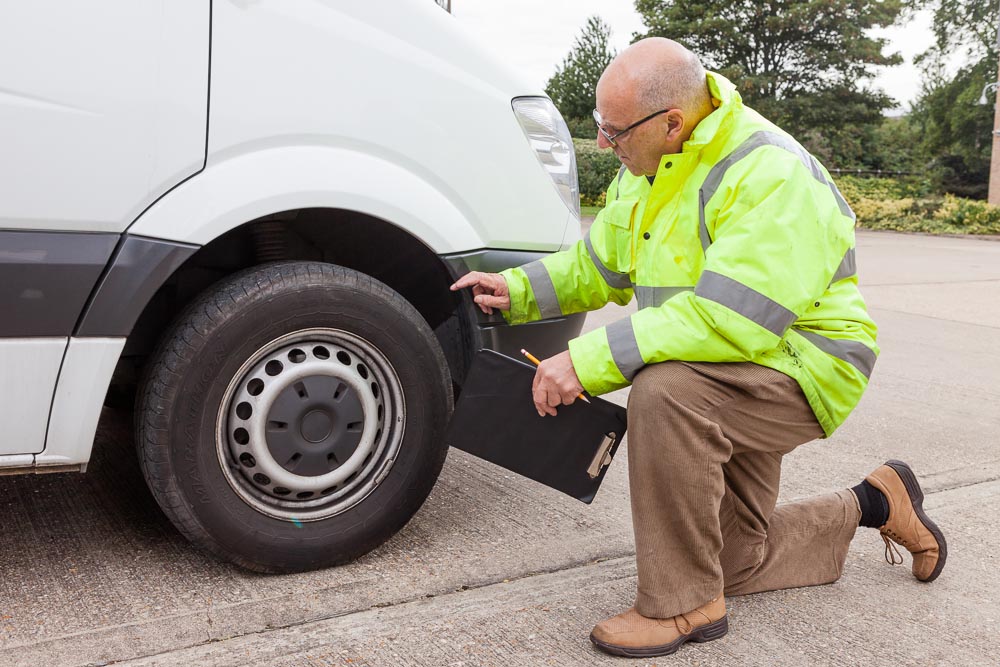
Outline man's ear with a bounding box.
[665,109,686,142]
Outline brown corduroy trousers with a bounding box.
[626,361,861,619]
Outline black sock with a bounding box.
[851,480,890,528]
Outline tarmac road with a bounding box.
[1,230,998,667]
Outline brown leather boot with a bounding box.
[865,460,947,582]
[589,595,727,657]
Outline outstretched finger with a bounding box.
[450,272,485,291]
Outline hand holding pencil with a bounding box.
[521,348,590,414]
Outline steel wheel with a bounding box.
[217,328,405,522]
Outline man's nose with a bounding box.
[596,130,611,149]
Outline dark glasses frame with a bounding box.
[593,108,673,146]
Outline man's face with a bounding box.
[595,77,681,177]
[594,109,671,176]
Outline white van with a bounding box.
[0,0,583,571]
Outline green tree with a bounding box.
[868,115,924,175]
[912,0,998,198]
[633,0,905,167]
[546,16,615,138]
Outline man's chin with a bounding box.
[622,161,645,177]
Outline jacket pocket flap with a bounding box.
[597,198,638,230]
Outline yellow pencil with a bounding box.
[520,348,591,404]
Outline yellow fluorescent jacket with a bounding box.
[501,72,878,436]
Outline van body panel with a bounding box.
[76,237,199,338]
[0,231,119,337]
[179,0,573,252]
[42,338,126,466]
[0,0,209,233]
[0,339,67,456]
[128,145,493,251]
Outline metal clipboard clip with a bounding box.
[587,432,617,479]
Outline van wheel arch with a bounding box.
[110,208,479,406]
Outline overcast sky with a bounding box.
[450,0,941,113]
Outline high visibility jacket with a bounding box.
[501,72,878,436]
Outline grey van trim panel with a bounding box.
[0,230,118,337]
[477,311,586,361]
[76,235,199,337]
[443,248,557,327]
[443,248,552,276]
[442,248,586,359]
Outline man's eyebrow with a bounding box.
[600,117,625,133]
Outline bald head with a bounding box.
[598,38,713,126]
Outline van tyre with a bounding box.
[136,261,452,572]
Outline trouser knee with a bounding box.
[627,362,726,462]
[627,362,710,447]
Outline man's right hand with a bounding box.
[450,271,511,315]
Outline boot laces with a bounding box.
[881,532,905,565]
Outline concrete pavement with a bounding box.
[1,230,999,666]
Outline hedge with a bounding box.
[574,138,619,207]
[574,138,1000,235]
[836,176,1000,235]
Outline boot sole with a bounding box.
[886,459,948,582]
[589,615,728,657]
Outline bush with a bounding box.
[835,176,1000,235]
[574,138,619,206]
[834,175,934,201]
[565,116,596,139]
[570,157,1000,236]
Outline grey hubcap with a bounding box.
[217,328,405,522]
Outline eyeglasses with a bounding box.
[593,108,672,147]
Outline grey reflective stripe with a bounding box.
[830,247,857,284]
[695,271,796,337]
[795,329,876,378]
[635,285,692,310]
[698,130,856,251]
[700,133,776,214]
[521,260,562,318]
[606,317,644,381]
[615,164,627,200]
[827,179,856,221]
[698,190,712,252]
[584,230,631,290]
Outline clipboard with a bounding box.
[445,349,628,504]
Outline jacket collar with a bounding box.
[642,73,741,204]
[682,72,742,153]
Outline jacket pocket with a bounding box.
[593,197,638,275]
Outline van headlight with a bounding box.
[511,97,580,218]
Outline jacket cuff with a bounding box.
[499,267,534,324]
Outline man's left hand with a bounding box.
[531,350,585,417]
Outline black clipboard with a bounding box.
[445,349,628,504]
